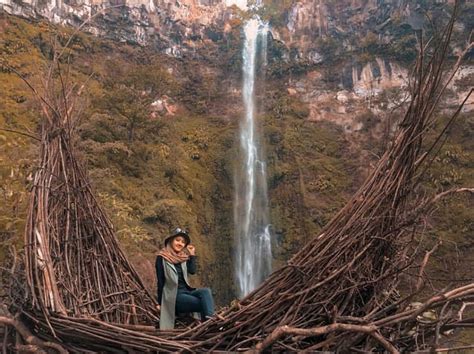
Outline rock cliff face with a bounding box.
[1,0,470,131]
[0,0,458,48]
[0,3,470,183]
[0,0,238,47]
[0,0,464,60]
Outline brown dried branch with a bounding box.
[416,241,441,292]
[0,128,41,141]
[255,324,398,353]
[435,345,474,353]
[0,310,67,353]
[431,187,474,204]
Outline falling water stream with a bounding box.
[235,17,272,298]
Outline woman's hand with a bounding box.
[156,304,161,311]
[187,244,196,256]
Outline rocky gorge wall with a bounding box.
[0,0,237,47]
[0,0,462,51]
[2,0,471,117]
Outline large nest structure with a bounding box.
[22,76,159,325]
[1,2,473,352]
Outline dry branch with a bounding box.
[0,310,67,353]
[255,324,398,353]
[19,32,159,326]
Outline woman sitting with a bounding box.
[155,227,214,330]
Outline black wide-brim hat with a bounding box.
[164,227,191,247]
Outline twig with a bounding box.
[254,324,398,354]
[0,311,67,353]
[0,128,41,141]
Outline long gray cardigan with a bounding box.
[156,257,195,330]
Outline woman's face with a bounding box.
[171,236,186,253]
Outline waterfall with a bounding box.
[235,17,272,298]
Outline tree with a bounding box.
[97,59,177,142]
[103,84,150,142]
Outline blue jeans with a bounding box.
[175,288,214,320]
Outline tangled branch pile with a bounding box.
[21,57,158,324]
[1,2,473,352]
